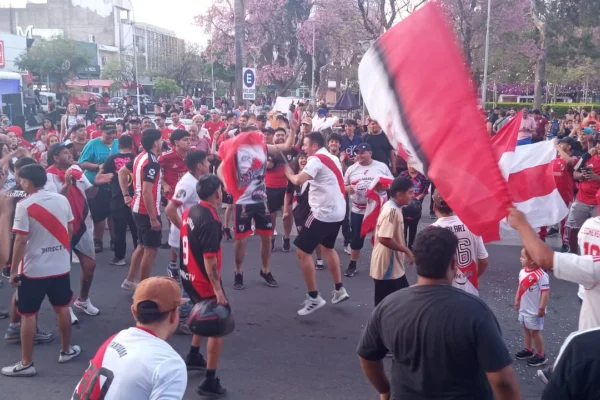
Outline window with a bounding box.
[88,35,96,43]
[101,56,108,66]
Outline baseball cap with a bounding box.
[558,136,578,147]
[301,117,312,126]
[132,276,187,313]
[583,127,594,135]
[256,114,267,122]
[432,189,452,212]
[355,143,372,152]
[101,121,117,133]
[46,143,71,166]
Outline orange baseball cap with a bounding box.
[133,277,187,313]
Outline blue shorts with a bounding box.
[516,137,532,146]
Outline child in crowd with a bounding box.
[514,248,550,367]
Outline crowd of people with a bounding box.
[0,97,597,399]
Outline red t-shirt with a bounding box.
[161,127,174,142]
[184,98,193,110]
[158,150,188,199]
[577,155,600,205]
[534,116,548,139]
[552,157,576,205]
[126,131,142,151]
[204,120,226,141]
[86,125,98,139]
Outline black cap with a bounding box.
[558,136,578,147]
[46,143,70,166]
[345,119,357,126]
[256,114,267,122]
[128,118,141,125]
[355,143,372,152]
[101,121,117,133]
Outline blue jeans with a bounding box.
[516,137,532,146]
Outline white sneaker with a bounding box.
[58,345,81,363]
[273,229,278,236]
[332,287,350,304]
[344,244,351,255]
[69,307,79,325]
[109,258,126,266]
[72,253,80,264]
[1,361,36,377]
[74,298,100,316]
[121,279,137,292]
[297,294,326,316]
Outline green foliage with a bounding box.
[487,102,600,116]
[15,38,93,89]
[153,77,180,98]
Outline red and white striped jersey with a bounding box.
[129,151,162,215]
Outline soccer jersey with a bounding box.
[303,148,346,223]
[343,160,392,214]
[370,200,406,280]
[158,150,188,200]
[128,151,162,216]
[12,190,74,278]
[204,120,225,141]
[168,172,200,248]
[431,215,488,296]
[552,156,576,204]
[71,327,187,400]
[518,267,549,316]
[180,202,222,299]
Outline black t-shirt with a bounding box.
[180,202,223,300]
[357,285,512,400]
[363,133,393,167]
[286,181,310,223]
[103,152,136,209]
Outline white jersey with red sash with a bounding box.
[303,148,346,223]
[431,215,488,296]
[518,267,549,316]
[71,327,186,400]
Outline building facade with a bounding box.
[0,33,27,72]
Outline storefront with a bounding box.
[0,33,27,73]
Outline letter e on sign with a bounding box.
[0,41,4,69]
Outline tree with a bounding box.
[153,44,203,94]
[101,59,137,90]
[356,0,427,39]
[153,77,180,98]
[15,37,92,89]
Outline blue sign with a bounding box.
[243,69,255,88]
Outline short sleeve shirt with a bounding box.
[78,137,119,184]
[343,160,392,214]
[303,148,346,223]
[128,151,162,215]
[370,200,406,280]
[518,267,550,316]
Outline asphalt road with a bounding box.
[0,212,581,400]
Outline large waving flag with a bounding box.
[358,2,512,237]
[361,175,394,238]
[491,111,569,234]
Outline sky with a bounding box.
[131,0,212,47]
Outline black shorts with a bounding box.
[374,276,409,306]
[133,212,162,248]
[294,213,342,254]
[234,203,273,239]
[17,273,73,315]
[266,187,286,213]
[89,188,112,223]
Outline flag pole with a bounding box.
[481,0,492,106]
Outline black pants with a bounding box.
[341,194,352,246]
[429,182,436,213]
[404,217,420,249]
[112,205,138,260]
[374,276,409,306]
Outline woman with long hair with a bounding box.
[61,103,79,140]
[38,133,61,168]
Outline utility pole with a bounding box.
[311,22,316,102]
[234,0,245,106]
[481,0,491,105]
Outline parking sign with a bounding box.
[242,68,256,100]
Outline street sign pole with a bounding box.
[242,67,256,103]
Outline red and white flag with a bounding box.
[361,176,394,238]
[490,111,568,239]
[358,2,512,237]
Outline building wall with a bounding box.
[0,33,27,72]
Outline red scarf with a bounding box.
[314,154,345,195]
[46,165,86,234]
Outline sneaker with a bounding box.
[547,227,559,237]
[515,348,534,360]
[58,345,81,363]
[271,237,276,252]
[283,238,291,252]
[429,211,436,219]
[1,361,36,377]
[344,264,357,277]
[260,270,278,287]
[315,259,326,270]
[94,241,103,253]
[343,244,351,255]
[561,244,570,253]
[176,321,193,336]
[34,329,54,344]
[223,227,233,241]
[527,354,547,367]
[0,309,8,319]
[298,294,326,316]
[4,325,20,341]
[537,366,552,384]
[331,287,350,304]
[74,298,100,316]
[109,258,126,266]
[273,229,278,236]
[233,273,244,290]
[121,279,137,292]
[72,253,80,264]
[160,242,171,249]
[69,307,79,325]
[196,377,227,398]
[2,266,10,279]
[185,352,207,370]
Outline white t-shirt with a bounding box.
[518,267,550,316]
[343,160,392,214]
[431,215,488,296]
[46,165,93,200]
[303,147,346,223]
[12,190,74,278]
[72,327,187,400]
[3,170,16,191]
[168,172,200,248]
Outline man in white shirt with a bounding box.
[71,276,187,399]
[284,132,350,315]
[431,190,489,296]
[2,164,81,378]
[343,143,393,277]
